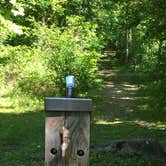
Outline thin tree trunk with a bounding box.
[125,28,132,65]
[158,40,163,64]
[129,28,132,64]
[125,28,129,64]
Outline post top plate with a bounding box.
[45,97,92,112]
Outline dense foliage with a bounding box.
[0,0,102,97]
[0,0,165,102]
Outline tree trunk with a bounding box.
[158,40,163,64]
[125,28,129,64]
[125,28,132,65]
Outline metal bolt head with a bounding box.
[77,149,84,156]
[50,148,57,155]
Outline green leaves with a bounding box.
[33,21,100,96]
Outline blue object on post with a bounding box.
[66,75,75,97]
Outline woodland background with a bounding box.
[0,0,166,165]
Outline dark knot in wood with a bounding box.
[77,149,85,156]
[50,148,58,155]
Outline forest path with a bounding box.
[92,57,166,148]
[95,58,142,122]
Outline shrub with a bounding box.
[1,19,102,97]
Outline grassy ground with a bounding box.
[0,88,44,165]
[0,58,166,165]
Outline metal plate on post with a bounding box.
[45,98,92,112]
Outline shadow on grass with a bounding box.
[91,122,166,166]
[0,111,45,166]
[91,123,166,145]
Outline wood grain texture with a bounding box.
[45,112,64,166]
[65,112,90,166]
[45,112,91,166]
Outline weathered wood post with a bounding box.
[44,97,92,166]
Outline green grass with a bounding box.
[90,152,165,166]
[0,87,45,165]
[0,111,44,165]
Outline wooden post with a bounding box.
[44,98,92,166]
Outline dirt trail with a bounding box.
[102,70,138,118]
[94,58,166,132]
[95,59,143,123]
